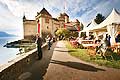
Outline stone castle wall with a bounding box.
[0,44,46,80]
[23,20,37,39]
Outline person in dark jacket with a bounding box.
[36,34,43,60]
[116,33,120,42]
[105,34,111,47]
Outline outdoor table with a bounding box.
[78,40,94,44]
[111,43,120,54]
[82,43,101,56]
[82,43,100,48]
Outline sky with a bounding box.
[0,0,120,37]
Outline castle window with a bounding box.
[45,18,49,23]
[47,26,49,29]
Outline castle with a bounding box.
[23,8,82,40]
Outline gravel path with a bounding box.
[43,41,120,80]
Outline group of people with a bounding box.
[35,32,120,60]
[36,34,52,60]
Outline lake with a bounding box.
[0,37,22,65]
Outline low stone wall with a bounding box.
[0,43,47,80]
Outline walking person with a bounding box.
[36,34,43,60]
[46,35,51,50]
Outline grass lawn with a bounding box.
[64,41,120,69]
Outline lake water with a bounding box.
[0,37,22,65]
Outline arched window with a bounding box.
[45,18,49,23]
[47,26,49,29]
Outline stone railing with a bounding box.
[0,43,47,80]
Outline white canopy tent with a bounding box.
[90,8,120,31]
[81,20,98,32]
[90,8,120,45]
[80,20,98,36]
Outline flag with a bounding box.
[78,26,80,31]
[37,20,40,33]
[64,23,66,28]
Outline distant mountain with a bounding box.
[0,31,16,37]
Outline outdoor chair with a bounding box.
[100,47,114,60]
[117,48,120,54]
[87,46,97,60]
[78,44,84,49]
[95,43,114,60]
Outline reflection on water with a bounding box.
[0,37,22,65]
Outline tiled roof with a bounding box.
[39,8,52,17]
[23,15,26,19]
[63,13,69,17]
[52,18,59,21]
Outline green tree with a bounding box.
[70,31,78,38]
[94,13,105,24]
[55,28,70,39]
[80,23,84,31]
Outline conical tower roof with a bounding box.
[63,13,69,17]
[39,8,52,17]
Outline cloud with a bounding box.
[75,0,120,26]
[0,0,120,36]
[0,0,23,36]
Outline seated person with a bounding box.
[95,39,101,44]
[89,35,94,40]
[115,33,120,43]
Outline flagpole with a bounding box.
[64,0,66,13]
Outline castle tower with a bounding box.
[63,13,69,23]
[57,13,69,28]
[57,13,65,28]
[23,15,37,40]
[36,8,52,37]
[23,15,26,22]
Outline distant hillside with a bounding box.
[0,31,16,37]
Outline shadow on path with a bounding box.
[54,49,76,52]
[51,60,105,72]
[56,46,65,48]
[25,42,57,80]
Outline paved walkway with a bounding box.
[19,42,56,80]
[43,41,120,80]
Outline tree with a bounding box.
[80,23,84,31]
[55,28,70,40]
[94,13,105,24]
[71,31,78,37]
